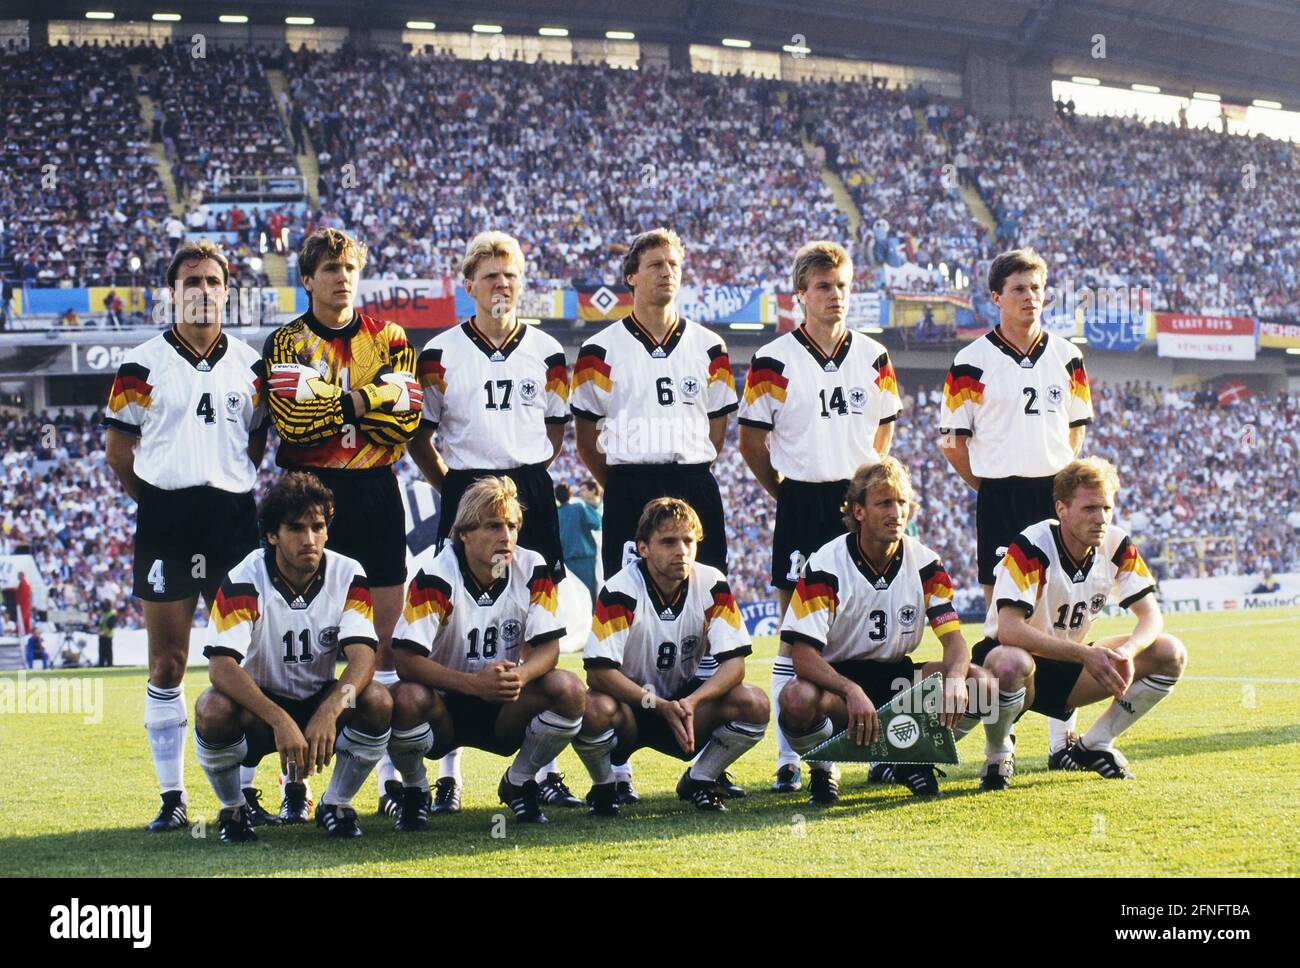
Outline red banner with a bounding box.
[355,278,457,329]
[1154,313,1256,360]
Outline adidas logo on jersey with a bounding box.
[1019,358,1034,368]
[477,593,494,605]
[660,608,676,620]
[490,351,505,362]
[1073,570,1085,582]
[197,360,211,371]
[824,361,838,372]
[874,577,889,589]
[652,347,667,359]
[290,596,307,609]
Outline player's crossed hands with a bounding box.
[845,683,879,745]
[473,661,523,703]
[1084,646,1132,698]
[658,699,695,755]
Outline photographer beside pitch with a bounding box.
[776,458,1018,797]
[973,457,1186,783]
[193,473,393,843]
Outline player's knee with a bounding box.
[779,680,819,728]
[356,680,394,725]
[390,682,432,727]
[736,683,770,723]
[582,690,619,732]
[546,669,586,718]
[194,688,238,737]
[1152,634,1187,676]
[986,646,1033,687]
[149,651,186,688]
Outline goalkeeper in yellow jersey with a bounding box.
[263,227,422,818]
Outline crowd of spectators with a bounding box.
[966,113,1300,319]
[4,380,1297,632]
[284,47,848,289]
[0,44,171,290]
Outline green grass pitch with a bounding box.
[3,608,1297,877]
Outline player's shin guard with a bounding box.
[372,669,402,791]
[388,723,435,791]
[771,657,800,769]
[690,720,767,782]
[782,715,834,768]
[985,689,1025,761]
[438,747,463,782]
[194,731,248,809]
[573,729,617,785]
[1082,674,1180,750]
[323,726,391,808]
[145,682,188,795]
[508,711,582,787]
[1049,710,1078,752]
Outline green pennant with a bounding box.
[801,672,960,764]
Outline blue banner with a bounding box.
[740,599,782,637]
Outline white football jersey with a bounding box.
[570,314,738,465]
[584,559,751,699]
[204,548,377,700]
[983,519,1155,644]
[739,326,901,481]
[938,327,1092,479]
[780,534,962,664]
[417,320,570,469]
[392,543,564,674]
[103,327,267,492]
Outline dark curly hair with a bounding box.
[259,472,335,540]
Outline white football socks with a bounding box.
[323,726,391,808]
[771,657,800,770]
[1082,674,1180,751]
[985,689,1025,762]
[690,720,767,783]
[573,729,617,786]
[387,723,435,792]
[145,682,188,796]
[194,732,248,810]
[507,712,582,787]
[1049,710,1078,753]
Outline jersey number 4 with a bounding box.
[195,392,215,424]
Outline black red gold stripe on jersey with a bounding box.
[593,589,636,640]
[743,355,788,406]
[873,351,898,398]
[1111,536,1151,579]
[1003,536,1049,592]
[344,574,374,623]
[528,564,558,615]
[213,580,259,632]
[417,346,448,393]
[790,569,839,618]
[404,571,454,625]
[707,344,735,392]
[544,352,569,402]
[107,362,153,414]
[1066,357,1091,406]
[573,344,612,392]
[943,363,985,412]
[705,580,742,630]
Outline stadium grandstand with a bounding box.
[3,0,1300,645]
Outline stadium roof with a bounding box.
[15,0,1300,105]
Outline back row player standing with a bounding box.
[738,241,901,797]
[104,241,269,831]
[938,247,1093,765]
[408,231,578,812]
[572,228,739,801]
[263,228,424,817]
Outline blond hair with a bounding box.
[791,240,852,293]
[841,457,917,533]
[1053,457,1121,507]
[298,227,368,282]
[635,497,704,547]
[622,227,685,287]
[461,230,526,281]
[451,476,524,539]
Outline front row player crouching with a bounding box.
[973,457,1186,781]
[778,458,1018,800]
[386,476,585,827]
[575,498,768,815]
[193,473,393,843]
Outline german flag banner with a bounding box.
[576,283,634,322]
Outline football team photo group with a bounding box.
[103,225,1186,845]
